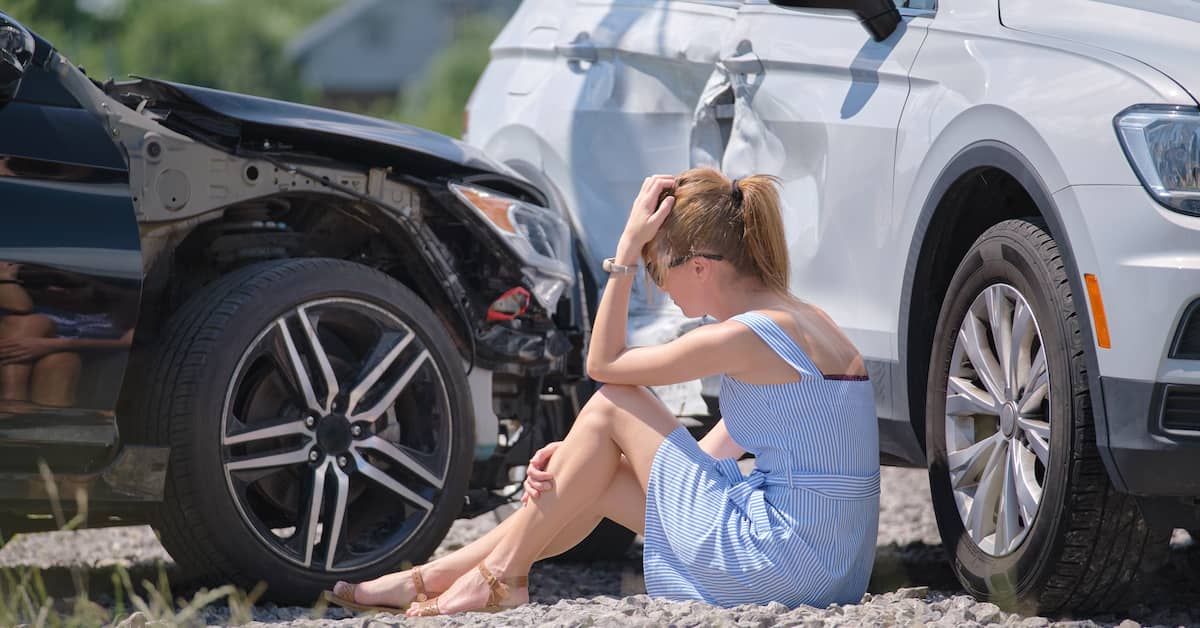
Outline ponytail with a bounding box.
[735,175,789,295]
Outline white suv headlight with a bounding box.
[1114,105,1200,217]
[449,182,573,309]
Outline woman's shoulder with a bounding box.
[742,305,868,379]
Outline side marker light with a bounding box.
[1084,274,1111,349]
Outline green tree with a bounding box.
[6,0,337,101]
[389,15,503,137]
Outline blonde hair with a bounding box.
[642,167,790,295]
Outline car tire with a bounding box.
[139,258,473,602]
[925,218,1163,614]
[552,517,636,562]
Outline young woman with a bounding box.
[325,167,880,615]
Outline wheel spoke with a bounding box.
[351,451,434,510]
[302,461,328,567]
[946,376,1001,417]
[324,468,350,571]
[1017,416,1051,440]
[1012,445,1042,524]
[355,435,444,489]
[226,447,312,473]
[959,315,1006,404]
[275,319,323,414]
[948,432,1002,488]
[1009,300,1035,395]
[297,306,339,414]
[348,349,431,423]
[1021,420,1051,465]
[223,418,310,446]
[346,332,415,418]
[985,287,1014,398]
[966,441,1007,543]
[995,444,1020,552]
[1019,347,1049,413]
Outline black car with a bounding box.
[0,12,624,600]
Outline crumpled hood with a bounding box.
[1001,0,1200,105]
[120,77,533,186]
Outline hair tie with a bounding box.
[730,178,743,206]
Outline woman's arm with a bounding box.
[586,175,757,386]
[697,419,745,460]
[0,263,33,313]
[586,175,673,381]
[588,322,754,386]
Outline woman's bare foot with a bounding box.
[333,563,449,609]
[406,562,528,616]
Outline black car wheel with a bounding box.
[926,218,1162,614]
[140,258,472,602]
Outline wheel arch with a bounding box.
[118,193,476,443]
[898,140,1109,474]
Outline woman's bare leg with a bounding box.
[29,351,81,407]
[345,456,645,607]
[0,314,55,402]
[410,385,681,615]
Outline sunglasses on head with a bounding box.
[668,252,724,268]
[646,252,724,283]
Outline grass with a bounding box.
[0,460,285,627]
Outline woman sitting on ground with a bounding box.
[326,167,881,615]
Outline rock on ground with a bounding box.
[2,467,1199,627]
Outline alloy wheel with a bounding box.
[220,297,452,572]
[945,284,1051,556]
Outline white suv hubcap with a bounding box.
[945,284,1052,556]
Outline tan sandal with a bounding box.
[409,563,527,617]
[321,566,431,614]
[476,562,527,613]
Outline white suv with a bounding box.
[467,0,1200,613]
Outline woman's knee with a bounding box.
[576,385,645,429]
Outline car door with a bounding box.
[547,0,739,415]
[713,0,932,450]
[0,59,143,474]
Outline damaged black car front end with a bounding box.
[0,14,602,601]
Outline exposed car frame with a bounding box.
[0,14,612,600]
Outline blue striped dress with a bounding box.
[642,311,880,608]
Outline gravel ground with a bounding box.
[3,467,1200,626]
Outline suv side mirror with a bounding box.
[0,13,36,109]
[768,0,902,42]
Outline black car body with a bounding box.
[0,13,609,600]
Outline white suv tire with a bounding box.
[925,218,1166,613]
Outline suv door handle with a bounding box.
[556,33,597,62]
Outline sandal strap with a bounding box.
[476,563,527,606]
[412,566,428,602]
[505,575,529,588]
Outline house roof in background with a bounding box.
[286,0,380,60]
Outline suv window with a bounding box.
[895,0,936,9]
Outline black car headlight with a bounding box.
[449,182,573,309]
[1114,105,1200,217]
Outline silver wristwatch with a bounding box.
[602,257,638,275]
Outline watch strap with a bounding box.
[602,257,638,275]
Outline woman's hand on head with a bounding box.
[620,175,675,251]
[521,440,562,503]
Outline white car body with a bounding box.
[467,0,1200,493]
